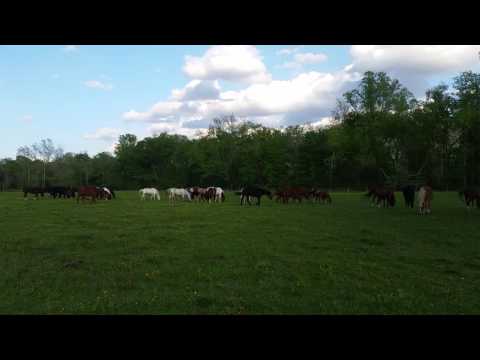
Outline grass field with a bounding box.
[0,190,479,314]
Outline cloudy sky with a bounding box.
[1,45,479,158]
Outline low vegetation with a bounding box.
[1,191,478,314]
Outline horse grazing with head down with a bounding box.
[238,186,272,206]
[139,188,160,200]
[77,186,98,203]
[417,185,433,215]
[167,188,191,204]
[23,186,46,200]
[459,188,480,209]
[188,187,208,202]
[365,186,395,208]
[206,187,225,203]
[311,189,332,204]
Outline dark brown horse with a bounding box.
[238,186,272,206]
[311,190,332,204]
[366,186,395,208]
[459,188,480,209]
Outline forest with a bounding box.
[1,70,479,191]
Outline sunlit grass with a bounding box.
[0,190,478,314]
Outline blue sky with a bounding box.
[1,45,479,159]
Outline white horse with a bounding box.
[139,188,160,200]
[167,188,191,203]
[213,187,225,202]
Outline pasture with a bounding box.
[0,190,479,314]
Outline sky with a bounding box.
[1,45,479,159]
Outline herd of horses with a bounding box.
[23,186,115,202]
[20,184,480,214]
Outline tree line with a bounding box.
[1,70,479,192]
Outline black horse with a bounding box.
[401,185,416,208]
[47,186,75,199]
[238,186,272,206]
[23,186,46,199]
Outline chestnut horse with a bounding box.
[77,186,98,203]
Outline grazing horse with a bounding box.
[189,187,209,202]
[47,186,72,199]
[238,186,272,206]
[286,187,311,203]
[208,187,225,203]
[77,186,98,203]
[417,186,433,215]
[204,187,218,203]
[167,188,191,203]
[365,186,395,208]
[459,188,480,209]
[99,186,115,199]
[139,188,160,200]
[401,185,416,208]
[23,186,46,199]
[102,187,113,200]
[311,190,332,204]
[95,187,113,200]
[274,187,310,204]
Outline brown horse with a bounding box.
[311,190,332,204]
[189,187,208,202]
[277,187,310,203]
[365,186,395,208]
[77,186,97,203]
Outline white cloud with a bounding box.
[277,46,303,56]
[122,70,359,131]
[183,45,271,84]
[84,127,121,142]
[171,80,221,101]
[84,80,113,91]
[344,45,480,96]
[279,52,328,70]
[348,45,480,75]
[294,52,328,65]
[64,45,79,52]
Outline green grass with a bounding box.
[0,190,479,314]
